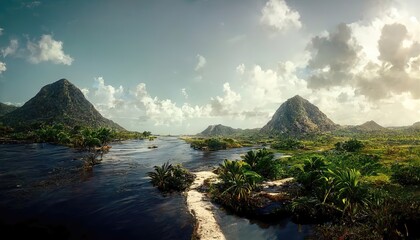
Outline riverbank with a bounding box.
[186,171,226,240]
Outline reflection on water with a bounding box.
[0,137,311,239]
[216,210,312,240]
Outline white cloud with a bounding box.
[81,88,89,97]
[292,6,420,126]
[0,61,6,74]
[27,35,74,65]
[181,88,188,99]
[260,0,302,32]
[245,62,309,109]
[133,83,210,125]
[83,77,212,127]
[82,77,257,128]
[2,39,19,57]
[91,77,124,110]
[313,89,420,126]
[303,7,420,100]
[236,63,245,75]
[210,82,241,116]
[195,54,206,71]
[0,28,3,36]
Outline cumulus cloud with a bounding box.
[312,87,420,126]
[2,39,19,57]
[306,23,361,89]
[181,88,188,99]
[27,35,74,65]
[134,83,184,125]
[81,88,89,97]
[90,77,124,110]
[304,7,420,101]
[195,54,206,71]
[378,23,420,70]
[210,82,241,116]
[354,21,420,100]
[236,63,245,75]
[133,83,213,125]
[246,61,309,109]
[82,77,213,127]
[0,61,6,74]
[260,0,302,32]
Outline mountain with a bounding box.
[350,120,386,132]
[411,122,420,129]
[197,124,260,137]
[0,79,125,130]
[260,95,337,135]
[198,124,239,136]
[0,103,18,117]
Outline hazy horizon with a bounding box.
[1,0,420,134]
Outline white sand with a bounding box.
[186,171,226,240]
[261,177,294,196]
[263,177,294,187]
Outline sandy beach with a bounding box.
[186,171,226,240]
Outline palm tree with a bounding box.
[254,148,278,179]
[296,156,328,191]
[147,162,173,191]
[218,159,261,201]
[95,127,114,147]
[81,129,101,151]
[57,131,70,144]
[328,168,366,217]
[222,173,253,201]
[256,148,274,160]
[241,150,258,169]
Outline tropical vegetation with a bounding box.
[147,162,196,192]
[199,134,420,239]
[0,122,152,147]
[184,137,243,150]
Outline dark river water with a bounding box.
[0,137,311,239]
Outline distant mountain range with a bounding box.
[346,120,387,132]
[199,124,239,136]
[0,79,125,131]
[198,124,260,137]
[0,103,18,117]
[198,95,419,136]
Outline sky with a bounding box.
[1,0,420,134]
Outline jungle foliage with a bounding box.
[147,162,196,192]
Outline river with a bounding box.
[0,137,311,239]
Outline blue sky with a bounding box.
[1,0,420,134]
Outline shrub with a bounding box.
[295,156,328,191]
[335,139,364,152]
[362,193,420,239]
[211,159,262,213]
[328,153,383,176]
[241,148,284,180]
[147,162,195,192]
[271,138,304,150]
[391,163,420,185]
[205,138,227,150]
